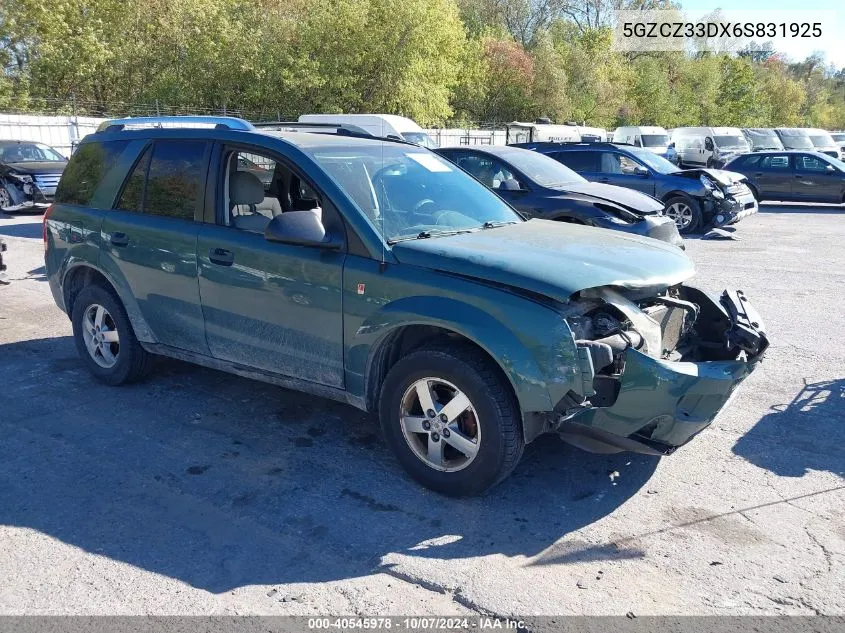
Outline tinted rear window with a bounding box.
[145,141,208,219]
[553,151,599,172]
[55,141,130,206]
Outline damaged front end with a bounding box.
[557,285,768,455]
[0,171,53,212]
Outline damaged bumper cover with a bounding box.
[0,176,55,212]
[708,189,758,228]
[559,288,768,455]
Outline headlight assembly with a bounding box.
[8,172,34,184]
[700,175,725,199]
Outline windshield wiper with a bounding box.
[482,220,518,229]
[387,228,476,245]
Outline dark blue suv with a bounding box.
[515,142,759,234]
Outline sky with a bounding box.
[680,0,845,69]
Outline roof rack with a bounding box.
[253,120,376,139]
[253,120,417,146]
[96,116,255,133]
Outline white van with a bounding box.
[671,127,750,168]
[297,114,436,148]
[505,122,581,145]
[612,126,677,163]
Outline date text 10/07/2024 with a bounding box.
[307,617,527,630]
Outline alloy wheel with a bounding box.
[665,202,693,230]
[82,303,120,368]
[399,377,481,472]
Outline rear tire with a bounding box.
[71,284,151,385]
[664,195,702,234]
[379,344,524,496]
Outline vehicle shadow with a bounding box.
[0,335,659,593]
[732,378,844,478]
[0,219,42,239]
[758,202,845,215]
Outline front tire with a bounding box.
[664,195,702,234]
[71,284,151,385]
[0,186,11,211]
[379,344,524,496]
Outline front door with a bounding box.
[793,154,842,202]
[99,139,211,353]
[197,145,346,387]
[594,151,655,195]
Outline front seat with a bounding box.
[230,171,275,233]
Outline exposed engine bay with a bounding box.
[567,284,768,411]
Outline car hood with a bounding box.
[391,219,694,303]
[551,182,663,214]
[4,161,67,175]
[670,167,747,186]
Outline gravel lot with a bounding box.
[0,206,843,616]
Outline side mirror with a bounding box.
[264,210,341,249]
[826,164,836,172]
[498,178,523,191]
[634,165,650,177]
[705,138,714,151]
[668,141,675,149]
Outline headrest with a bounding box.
[230,171,264,206]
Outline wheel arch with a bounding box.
[353,297,564,443]
[62,263,157,343]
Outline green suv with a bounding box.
[44,117,768,496]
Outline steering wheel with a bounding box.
[413,199,436,214]
[434,210,472,226]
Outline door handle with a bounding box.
[208,247,234,266]
[109,232,129,247]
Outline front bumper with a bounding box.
[559,289,767,455]
[0,178,53,212]
[709,191,758,228]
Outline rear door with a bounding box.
[551,150,600,180]
[752,154,794,200]
[793,154,842,202]
[100,139,211,353]
[196,143,346,387]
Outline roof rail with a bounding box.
[253,120,417,146]
[253,120,374,137]
[96,116,255,133]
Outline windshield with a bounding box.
[778,131,814,149]
[401,132,438,149]
[832,133,845,143]
[818,153,845,171]
[714,135,748,150]
[745,130,782,149]
[808,133,835,147]
[309,143,521,243]
[501,149,585,187]
[0,142,66,163]
[626,147,679,174]
[641,134,670,147]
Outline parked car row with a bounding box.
[39,115,769,495]
[510,141,758,234]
